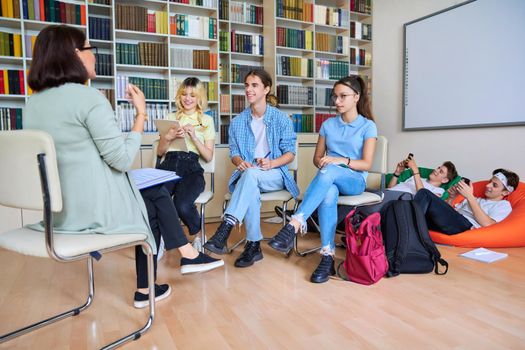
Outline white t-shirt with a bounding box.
[455,198,512,228]
[390,176,445,197]
[251,116,270,158]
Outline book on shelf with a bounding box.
[219,124,229,144]
[21,0,86,25]
[95,53,113,76]
[315,113,336,132]
[23,34,37,58]
[0,32,22,57]
[230,31,263,55]
[229,64,263,84]
[291,114,314,133]
[0,69,25,95]
[0,0,21,19]
[220,94,230,113]
[0,107,23,131]
[351,21,372,41]
[117,102,169,132]
[116,76,168,100]
[277,85,313,106]
[316,60,349,80]
[128,168,180,190]
[229,1,263,25]
[351,0,372,14]
[116,4,167,34]
[170,48,218,70]
[170,0,217,7]
[277,56,314,78]
[276,27,313,50]
[276,0,313,22]
[170,14,217,40]
[89,16,111,41]
[460,248,508,263]
[315,87,334,107]
[314,5,349,27]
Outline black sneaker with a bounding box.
[234,241,263,268]
[180,252,225,274]
[275,206,320,233]
[310,255,336,283]
[268,223,296,253]
[133,283,171,309]
[203,220,234,255]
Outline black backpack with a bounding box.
[379,200,448,277]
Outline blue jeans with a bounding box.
[225,168,285,242]
[294,164,365,252]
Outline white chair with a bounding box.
[0,130,156,349]
[293,135,388,256]
[151,140,215,252]
[223,148,299,253]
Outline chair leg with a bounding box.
[291,199,321,257]
[0,257,95,343]
[101,241,155,349]
[200,203,206,252]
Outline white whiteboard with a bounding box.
[403,0,525,130]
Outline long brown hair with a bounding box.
[244,69,279,107]
[28,25,88,92]
[333,75,374,121]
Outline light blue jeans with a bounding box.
[225,168,284,242]
[293,164,365,253]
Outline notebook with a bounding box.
[153,119,187,152]
[128,168,180,190]
[460,248,508,263]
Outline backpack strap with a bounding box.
[336,261,350,281]
[408,201,449,275]
[388,201,410,277]
[434,258,449,275]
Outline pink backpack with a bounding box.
[337,209,388,285]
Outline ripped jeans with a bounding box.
[293,164,365,253]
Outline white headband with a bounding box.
[494,172,514,193]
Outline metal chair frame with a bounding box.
[0,131,155,349]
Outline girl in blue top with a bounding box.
[268,75,377,283]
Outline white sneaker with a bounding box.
[192,237,202,252]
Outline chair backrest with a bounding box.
[0,130,62,212]
[366,135,388,190]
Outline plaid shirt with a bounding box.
[228,105,299,198]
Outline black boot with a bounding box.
[268,223,296,253]
[234,241,263,268]
[310,255,335,283]
[203,221,234,255]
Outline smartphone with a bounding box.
[404,153,414,168]
[462,177,471,185]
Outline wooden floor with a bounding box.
[1,221,525,349]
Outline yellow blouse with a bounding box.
[165,111,215,155]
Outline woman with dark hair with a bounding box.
[268,75,377,283]
[204,69,299,268]
[156,77,215,250]
[24,25,222,309]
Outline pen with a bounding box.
[254,151,271,164]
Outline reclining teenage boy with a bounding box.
[413,168,519,235]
